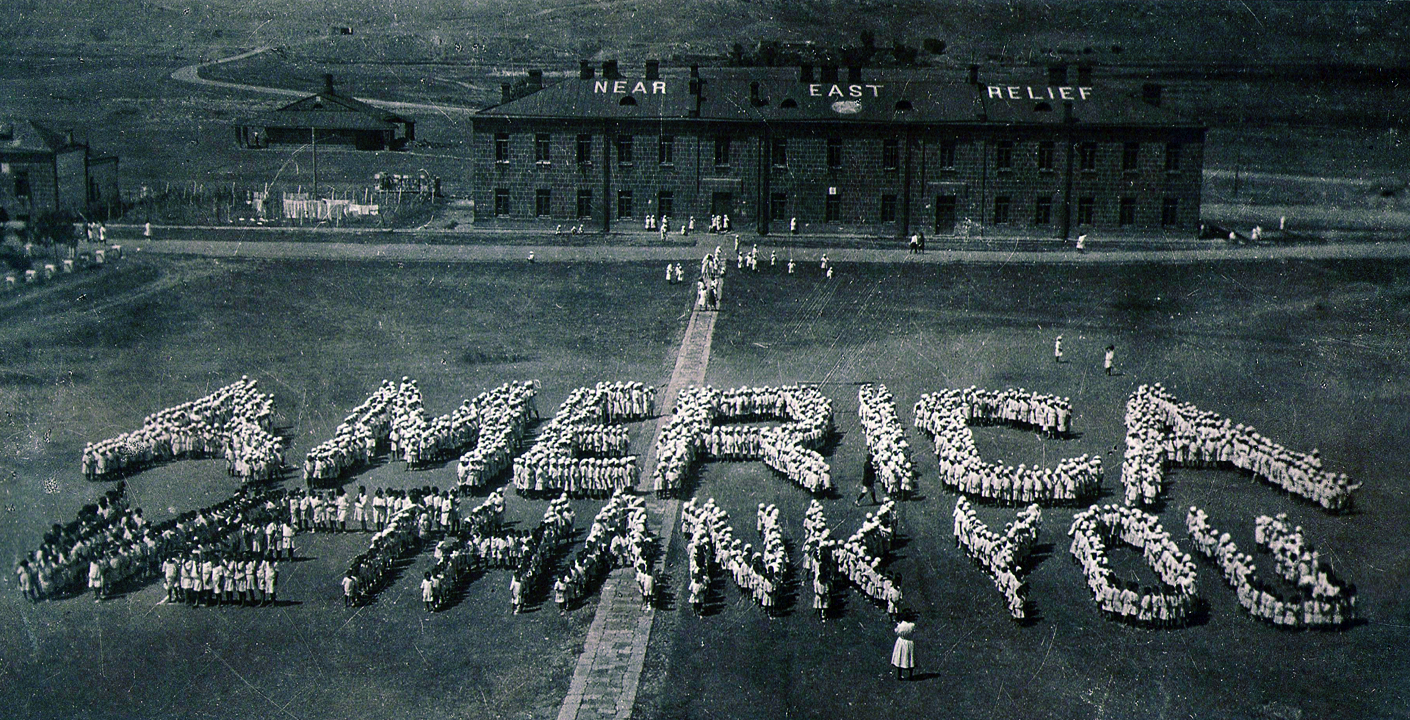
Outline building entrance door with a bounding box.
[711,192,734,218]
[935,195,957,234]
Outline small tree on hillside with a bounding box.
[29,210,79,262]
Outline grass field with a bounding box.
[2,251,1409,719]
[0,256,691,720]
[633,258,1410,720]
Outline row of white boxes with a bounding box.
[3,245,121,291]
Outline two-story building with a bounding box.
[0,118,120,221]
[471,62,1204,238]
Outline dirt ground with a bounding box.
[1,252,1407,718]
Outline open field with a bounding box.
[1,249,1408,718]
[636,258,1410,720]
[0,256,691,720]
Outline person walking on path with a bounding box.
[892,620,916,681]
[1104,345,1116,375]
[856,463,878,506]
[1054,335,1064,363]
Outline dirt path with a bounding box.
[556,286,719,720]
[169,47,477,116]
[128,235,1410,266]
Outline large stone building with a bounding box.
[0,118,120,221]
[471,62,1205,238]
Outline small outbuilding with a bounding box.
[236,76,414,151]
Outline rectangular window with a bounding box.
[1034,196,1053,225]
[882,138,900,171]
[1164,143,1181,172]
[1038,141,1055,171]
[618,190,633,219]
[1077,197,1095,225]
[771,137,787,168]
[657,190,674,218]
[1119,197,1137,226]
[617,135,633,165]
[1161,197,1179,226]
[939,140,957,169]
[994,195,1011,224]
[535,188,551,217]
[494,188,510,217]
[535,133,551,163]
[576,134,592,165]
[880,194,898,222]
[1122,142,1140,172]
[827,138,843,170]
[995,140,1013,170]
[659,136,674,166]
[576,189,592,219]
[714,137,731,167]
[825,193,841,222]
[1079,142,1097,171]
[494,133,510,163]
[770,192,787,220]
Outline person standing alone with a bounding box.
[891,620,916,680]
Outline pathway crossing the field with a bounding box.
[129,235,1410,265]
[556,294,718,720]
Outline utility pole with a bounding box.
[311,126,319,199]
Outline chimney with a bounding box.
[501,83,513,103]
[821,65,838,83]
[847,65,861,83]
[646,60,660,80]
[1077,64,1092,85]
[603,60,619,80]
[1047,63,1067,86]
[324,73,335,93]
[968,64,980,85]
[799,63,814,82]
[580,60,594,79]
[1142,83,1162,106]
[528,69,543,90]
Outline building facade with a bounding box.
[471,63,1204,238]
[0,119,121,221]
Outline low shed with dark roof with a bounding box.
[471,62,1205,238]
[236,76,415,151]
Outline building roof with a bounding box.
[0,118,83,156]
[238,89,412,130]
[477,66,1199,129]
[240,110,400,132]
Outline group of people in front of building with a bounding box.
[1123,383,1358,511]
[82,377,283,483]
[915,388,1102,506]
[680,498,788,616]
[552,490,655,612]
[1186,506,1355,628]
[1068,504,1199,627]
[510,382,653,498]
[952,498,1041,620]
[858,384,918,499]
[802,499,903,621]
